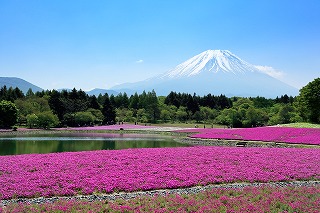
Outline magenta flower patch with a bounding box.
[179,127,320,145]
[0,146,319,199]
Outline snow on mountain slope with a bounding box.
[160,50,258,79]
[111,50,299,97]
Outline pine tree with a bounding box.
[102,94,116,124]
[89,95,101,109]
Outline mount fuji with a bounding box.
[112,50,298,97]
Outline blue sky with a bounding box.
[0,0,319,91]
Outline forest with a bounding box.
[0,78,319,129]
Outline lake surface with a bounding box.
[0,133,190,155]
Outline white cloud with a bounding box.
[135,59,144,64]
[255,65,301,89]
[254,65,284,79]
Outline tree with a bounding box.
[26,88,35,97]
[0,86,8,101]
[138,91,147,109]
[122,92,130,108]
[89,95,100,109]
[165,91,181,108]
[0,86,24,102]
[26,114,38,128]
[199,106,215,122]
[146,90,160,123]
[74,111,95,126]
[160,109,171,122]
[215,108,241,127]
[296,78,320,123]
[136,108,148,123]
[129,92,139,110]
[87,108,104,124]
[176,107,188,122]
[125,109,134,122]
[102,94,116,124]
[251,96,274,108]
[243,107,268,127]
[48,90,65,121]
[0,100,18,128]
[193,111,203,123]
[168,105,178,122]
[36,111,59,129]
[116,108,127,122]
[186,94,199,114]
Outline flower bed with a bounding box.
[3,186,320,212]
[0,146,319,200]
[179,127,320,145]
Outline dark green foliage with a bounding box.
[165,91,182,108]
[48,90,65,121]
[164,91,231,110]
[37,111,59,129]
[146,90,160,123]
[113,92,130,108]
[250,96,274,108]
[97,94,105,106]
[74,111,95,126]
[26,114,38,128]
[186,94,199,114]
[129,92,139,110]
[48,88,91,126]
[275,94,294,104]
[0,100,18,128]
[88,95,100,109]
[63,88,89,113]
[109,94,116,108]
[3,81,318,128]
[26,88,35,97]
[0,86,24,102]
[296,78,320,123]
[102,94,116,124]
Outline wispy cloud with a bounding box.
[135,59,144,64]
[255,65,301,89]
[254,65,284,79]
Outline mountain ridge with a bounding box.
[0,77,43,94]
[112,50,298,97]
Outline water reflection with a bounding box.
[0,133,189,155]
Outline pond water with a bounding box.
[0,133,190,155]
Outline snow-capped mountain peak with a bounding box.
[160,49,257,79]
[111,49,298,97]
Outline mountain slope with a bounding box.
[0,77,43,94]
[160,50,257,78]
[86,88,119,96]
[112,50,298,97]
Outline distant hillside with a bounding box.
[56,88,119,96]
[86,88,119,96]
[0,77,43,94]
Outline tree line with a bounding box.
[0,78,319,129]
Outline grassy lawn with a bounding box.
[278,122,320,128]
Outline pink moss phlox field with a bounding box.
[180,127,320,145]
[3,186,320,213]
[1,147,319,200]
[52,124,155,131]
